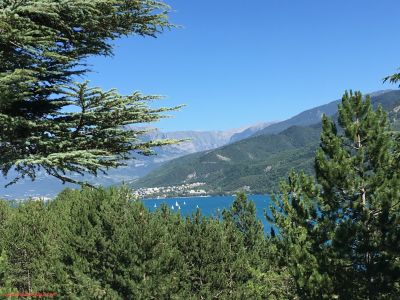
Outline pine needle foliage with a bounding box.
[384,69,400,86]
[270,91,400,298]
[0,0,181,186]
[0,188,295,298]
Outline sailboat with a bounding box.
[183,201,186,205]
[154,204,157,208]
[171,205,174,210]
[175,201,179,207]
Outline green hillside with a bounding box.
[132,90,400,196]
[132,125,321,194]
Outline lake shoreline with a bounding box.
[140,195,213,201]
[140,193,269,201]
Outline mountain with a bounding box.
[0,125,263,199]
[132,125,321,195]
[253,89,398,137]
[132,90,400,196]
[229,122,276,143]
[253,100,340,137]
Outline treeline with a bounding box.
[0,189,290,299]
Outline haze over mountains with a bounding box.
[2,89,399,199]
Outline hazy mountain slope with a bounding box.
[133,90,400,195]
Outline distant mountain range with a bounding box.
[0,122,274,199]
[132,90,400,196]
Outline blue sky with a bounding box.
[85,0,400,132]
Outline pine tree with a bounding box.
[0,0,181,186]
[315,91,400,298]
[269,171,331,299]
[223,192,263,251]
[0,200,14,295]
[224,192,296,299]
[270,91,400,298]
[4,200,59,294]
[50,187,185,299]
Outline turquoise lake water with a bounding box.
[142,194,272,232]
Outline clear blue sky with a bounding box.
[85,0,400,132]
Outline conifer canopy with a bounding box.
[0,0,180,186]
[270,91,400,298]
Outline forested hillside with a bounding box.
[133,124,321,194]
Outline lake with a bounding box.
[142,194,273,232]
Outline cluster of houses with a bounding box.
[133,182,207,199]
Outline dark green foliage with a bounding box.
[0,201,14,295]
[223,192,263,251]
[223,192,296,299]
[3,200,60,294]
[271,91,400,298]
[0,188,292,298]
[384,68,400,86]
[49,187,184,299]
[176,210,249,299]
[269,171,332,298]
[316,91,400,298]
[0,0,181,186]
